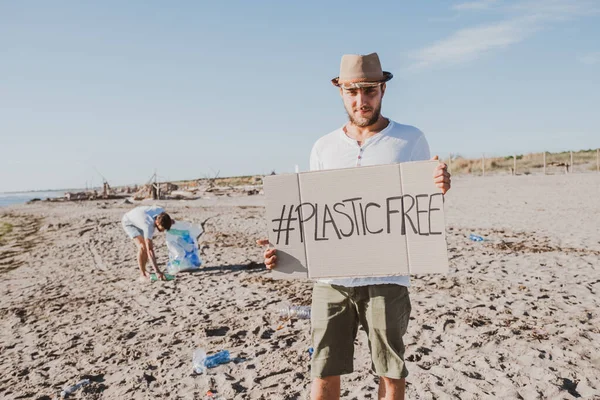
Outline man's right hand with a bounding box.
[256,239,277,269]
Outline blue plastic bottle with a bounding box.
[469,234,484,242]
[193,349,231,373]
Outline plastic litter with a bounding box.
[193,349,231,374]
[60,379,90,398]
[166,221,203,274]
[469,234,485,242]
[150,273,175,282]
[277,304,311,320]
[204,391,225,399]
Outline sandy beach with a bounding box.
[1,173,599,400]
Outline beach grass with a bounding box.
[0,222,13,243]
[449,149,599,175]
[172,175,262,188]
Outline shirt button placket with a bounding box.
[356,148,364,167]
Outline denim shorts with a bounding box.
[121,217,143,239]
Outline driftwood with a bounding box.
[132,182,179,200]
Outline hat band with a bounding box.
[340,81,383,89]
[332,71,393,87]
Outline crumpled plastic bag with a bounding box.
[165,221,203,274]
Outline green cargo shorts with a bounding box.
[310,282,411,379]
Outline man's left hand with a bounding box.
[431,155,451,194]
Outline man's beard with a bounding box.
[345,104,382,127]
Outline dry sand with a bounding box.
[1,173,599,399]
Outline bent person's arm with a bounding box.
[145,239,164,278]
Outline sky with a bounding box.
[1,0,599,192]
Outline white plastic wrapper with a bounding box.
[165,221,203,274]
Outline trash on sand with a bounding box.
[60,379,90,398]
[204,391,225,399]
[193,349,231,374]
[469,234,485,242]
[150,273,175,282]
[275,321,287,331]
[277,304,311,320]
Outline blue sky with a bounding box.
[1,0,599,192]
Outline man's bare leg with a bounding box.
[134,236,149,278]
[311,376,341,400]
[378,377,405,400]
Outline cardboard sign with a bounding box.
[263,161,449,279]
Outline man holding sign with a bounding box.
[258,52,451,400]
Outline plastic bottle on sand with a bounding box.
[193,349,231,374]
[60,379,90,398]
[277,304,311,320]
[469,234,484,242]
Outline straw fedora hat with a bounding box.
[331,52,393,87]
